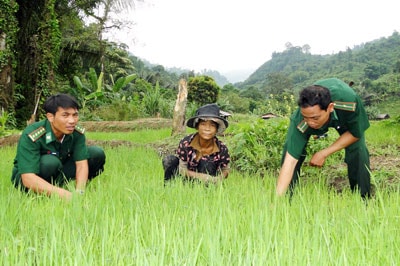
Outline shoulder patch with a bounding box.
[75,124,85,134]
[334,101,356,112]
[297,120,309,133]
[28,126,46,142]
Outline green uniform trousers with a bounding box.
[284,135,371,198]
[12,146,105,190]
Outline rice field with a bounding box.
[0,123,399,265]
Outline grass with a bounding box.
[1,120,399,265]
[367,120,400,146]
[376,97,400,117]
[86,128,172,143]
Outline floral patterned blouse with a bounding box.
[176,133,230,174]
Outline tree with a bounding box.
[0,0,18,112]
[265,72,293,97]
[187,75,220,106]
[72,68,105,115]
[12,0,62,127]
[219,92,250,113]
[3,0,138,127]
[364,63,389,80]
[239,86,264,101]
[171,79,188,136]
[302,44,311,54]
[81,0,135,76]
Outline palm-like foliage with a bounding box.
[73,68,105,111]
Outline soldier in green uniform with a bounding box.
[276,78,371,198]
[11,94,106,200]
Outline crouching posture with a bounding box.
[11,93,106,200]
[276,78,371,199]
[163,103,230,184]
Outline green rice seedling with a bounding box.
[1,123,400,265]
[367,120,400,146]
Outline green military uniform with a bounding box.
[12,119,105,189]
[283,78,371,197]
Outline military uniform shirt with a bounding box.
[285,78,370,159]
[13,119,89,176]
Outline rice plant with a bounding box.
[0,121,399,265]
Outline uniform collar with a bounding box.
[44,120,71,144]
[331,109,339,121]
[315,109,339,133]
[326,109,339,128]
[44,120,55,144]
[300,109,339,134]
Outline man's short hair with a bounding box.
[43,94,80,114]
[298,85,332,111]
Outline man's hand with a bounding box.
[22,173,72,200]
[309,131,359,168]
[309,150,328,167]
[59,189,73,201]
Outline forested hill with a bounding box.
[236,31,400,92]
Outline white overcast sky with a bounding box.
[104,0,399,78]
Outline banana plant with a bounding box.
[73,68,105,111]
[105,73,137,101]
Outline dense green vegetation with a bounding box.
[1,0,400,130]
[1,118,399,264]
[1,1,399,264]
[230,32,400,117]
[240,33,400,91]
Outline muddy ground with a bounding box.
[1,118,399,192]
[0,118,172,147]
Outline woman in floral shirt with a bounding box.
[163,104,230,184]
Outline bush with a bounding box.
[251,93,297,118]
[365,105,380,120]
[88,101,141,121]
[228,117,345,177]
[0,111,10,137]
[228,118,288,175]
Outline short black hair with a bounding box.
[43,94,80,114]
[298,85,332,111]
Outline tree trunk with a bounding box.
[171,79,188,136]
[0,32,13,111]
[0,0,18,113]
[14,1,42,126]
[14,0,60,127]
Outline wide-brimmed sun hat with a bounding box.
[186,103,229,134]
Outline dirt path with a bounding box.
[0,118,172,146]
[80,118,172,132]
